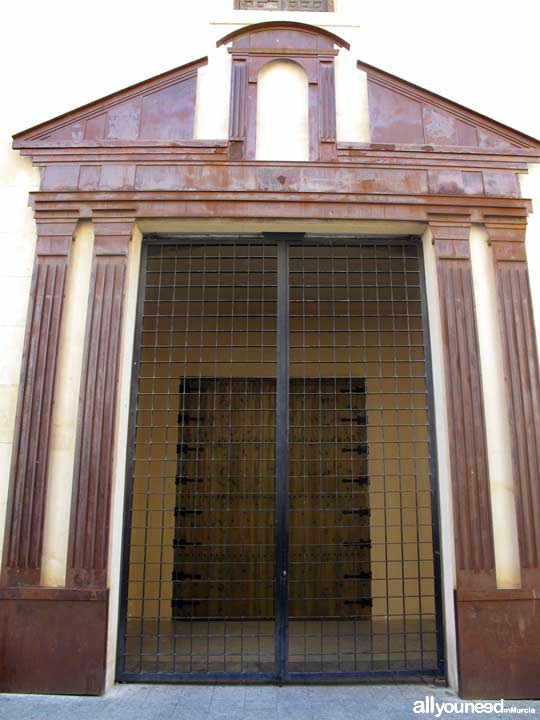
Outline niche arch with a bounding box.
[256,59,309,161]
[219,21,349,160]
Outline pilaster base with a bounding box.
[0,587,108,695]
[456,589,540,699]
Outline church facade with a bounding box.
[1,0,540,700]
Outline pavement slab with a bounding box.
[1,684,540,719]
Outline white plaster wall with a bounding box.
[335,52,370,143]
[194,44,231,141]
[469,226,521,589]
[256,60,309,161]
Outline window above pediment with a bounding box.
[235,0,333,11]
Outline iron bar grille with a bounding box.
[286,240,439,675]
[118,236,443,682]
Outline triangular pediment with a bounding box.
[357,60,539,151]
[13,57,207,146]
[13,48,538,156]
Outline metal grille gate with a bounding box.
[117,236,444,682]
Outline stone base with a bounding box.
[0,586,108,695]
[456,589,540,699]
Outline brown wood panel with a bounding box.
[1,218,77,587]
[318,61,336,141]
[19,158,532,202]
[431,222,495,591]
[66,219,133,588]
[288,378,370,618]
[486,224,540,589]
[138,77,198,141]
[13,58,206,144]
[0,588,108,695]
[173,378,276,619]
[367,80,425,145]
[318,61,337,161]
[455,589,540,699]
[229,59,248,149]
[171,377,369,619]
[359,60,537,151]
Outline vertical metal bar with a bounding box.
[275,238,289,681]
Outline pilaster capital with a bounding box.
[484,222,527,262]
[91,215,136,256]
[484,220,527,262]
[33,215,78,257]
[427,212,471,237]
[427,214,472,260]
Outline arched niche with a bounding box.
[256,59,309,161]
[218,21,349,161]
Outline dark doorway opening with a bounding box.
[117,236,444,682]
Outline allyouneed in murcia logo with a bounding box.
[413,696,536,716]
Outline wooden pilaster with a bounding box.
[1,217,77,586]
[430,220,496,591]
[318,59,337,160]
[66,218,134,589]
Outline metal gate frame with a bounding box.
[116,234,446,684]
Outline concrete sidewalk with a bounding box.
[1,684,539,719]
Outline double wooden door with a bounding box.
[172,376,371,620]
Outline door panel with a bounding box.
[173,378,276,622]
[288,378,371,672]
[288,378,370,619]
[286,241,439,675]
[121,241,277,676]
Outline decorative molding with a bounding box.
[217,21,348,50]
[228,60,249,160]
[16,142,539,171]
[222,22,345,161]
[234,0,332,10]
[485,223,540,589]
[28,187,532,226]
[229,61,248,141]
[12,143,534,202]
[318,61,337,153]
[66,218,134,589]
[430,218,496,591]
[1,217,77,587]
